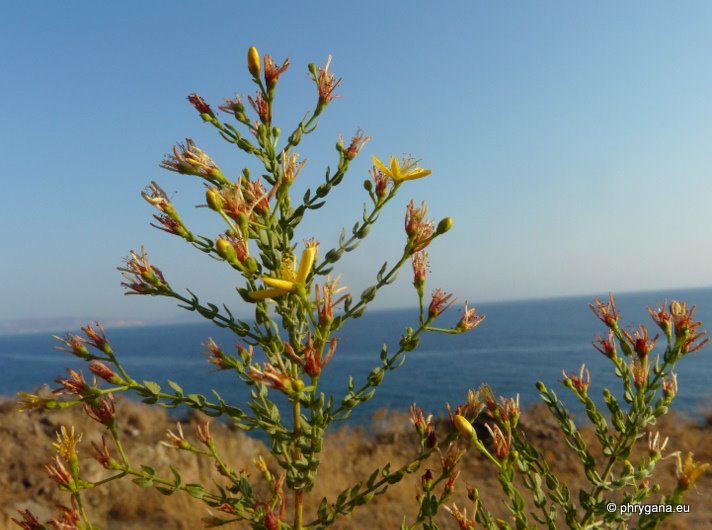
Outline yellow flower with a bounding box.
[52,426,82,461]
[249,242,318,300]
[371,155,432,183]
[677,452,709,490]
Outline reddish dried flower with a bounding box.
[405,200,435,252]
[161,138,225,184]
[311,55,342,107]
[91,436,114,469]
[243,177,277,215]
[590,293,620,328]
[485,422,511,459]
[564,364,590,394]
[285,334,337,379]
[429,288,456,318]
[197,421,212,445]
[12,509,42,530]
[684,330,710,354]
[592,329,617,358]
[456,303,485,332]
[497,394,521,426]
[84,394,116,426]
[263,54,290,89]
[118,246,171,295]
[340,129,371,161]
[151,213,190,238]
[203,338,231,370]
[443,470,459,496]
[54,369,90,398]
[45,455,72,486]
[630,358,649,389]
[440,443,465,473]
[281,151,306,185]
[445,503,475,530]
[622,324,658,359]
[663,372,677,399]
[187,93,215,119]
[648,300,673,336]
[142,180,172,211]
[216,182,250,222]
[248,360,294,394]
[48,498,81,530]
[411,251,428,291]
[218,93,247,120]
[248,92,271,124]
[162,422,192,450]
[369,165,389,199]
[315,275,347,326]
[53,332,90,359]
[236,343,254,364]
[410,404,430,435]
[81,322,110,353]
[89,360,121,384]
[669,301,710,353]
[647,431,669,458]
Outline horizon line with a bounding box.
[2,284,710,338]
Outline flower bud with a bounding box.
[206,188,223,211]
[453,414,476,440]
[247,46,261,78]
[216,238,238,265]
[89,361,122,384]
[421,469,434,492]
[244,257,259,274]
[436,217,453,235]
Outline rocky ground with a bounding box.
[1,397,710,529]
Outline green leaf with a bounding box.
[132,477,153,488]
[143,380,161,395]
[184,483,206,499]
[170,466,182,487]
[167,380,183,395]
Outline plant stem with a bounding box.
[292,361,304,530]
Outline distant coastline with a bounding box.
[3,284,710,337]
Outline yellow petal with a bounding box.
[262,277,296,291]
[371,155,390,176]
[248,288,288,300]
[296,246,317,283]
[402,168,432,181]
[390,157,401,181]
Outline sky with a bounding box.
[2,2,712,326]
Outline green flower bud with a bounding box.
[436,217,453,235]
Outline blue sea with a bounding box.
[2,288,712,426]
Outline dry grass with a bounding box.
[1,397,711,528]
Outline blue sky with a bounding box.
[2,2,712,324]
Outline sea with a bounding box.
[2,287,711,428]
